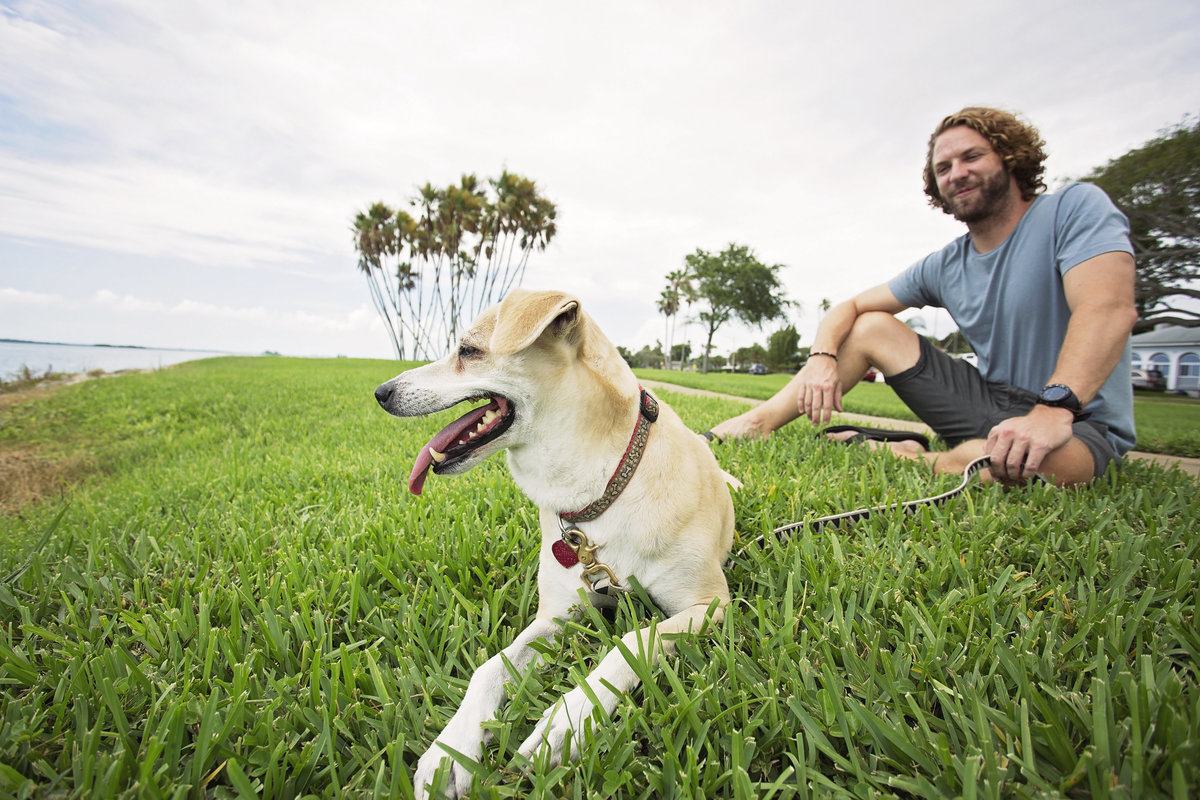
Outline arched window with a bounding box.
[1131,352,1143,369]
[1179,352,1199,391]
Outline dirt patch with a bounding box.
[0,446,94,514]
[0,370,142,515]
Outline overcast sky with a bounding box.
[2,0,1198,361]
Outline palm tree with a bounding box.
[436,175,487,351]
[656,289,678,369]
[483,171,557,311]
[353,203,405,358]
[353,172,557,360]
[658,269,693,369]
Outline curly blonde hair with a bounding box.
[923,107,1048,213]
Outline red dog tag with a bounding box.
[552,539,579,568]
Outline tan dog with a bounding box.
[374,288,735,799]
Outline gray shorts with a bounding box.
[885,337,1118,479]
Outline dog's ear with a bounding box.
[490,290,582,355]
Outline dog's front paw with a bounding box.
[516,688,600,768]
[413,741,475,800]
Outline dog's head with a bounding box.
[374,288,612,495]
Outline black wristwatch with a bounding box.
[1036,383,1091,421]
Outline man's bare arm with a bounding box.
[1047,251,1139,404]
[800,284,910,424]
[985,250,1138,481]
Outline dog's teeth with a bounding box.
[481,410,499,426]
[429,447,446,463]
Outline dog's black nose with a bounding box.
[374,383,393,407]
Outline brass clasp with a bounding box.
[558,520,620,591]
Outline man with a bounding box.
[709,107,1138,486]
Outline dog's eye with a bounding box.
[458,344,481,360]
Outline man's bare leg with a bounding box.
[709,313,921,441]
[707,370,807,440]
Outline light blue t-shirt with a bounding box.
[888,182,1136,456]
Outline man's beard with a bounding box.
[944,168,1011,223]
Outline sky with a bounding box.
[2,1,1198,362]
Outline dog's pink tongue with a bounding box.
[407,402,497,495]
[407,450,436,496]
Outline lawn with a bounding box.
[635,369,1200,458]
[1,357,1197,798]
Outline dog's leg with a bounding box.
[515,597,726,768]
[414,616,563,800]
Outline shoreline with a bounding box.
[0,336,235,354]
[0,365,154,401]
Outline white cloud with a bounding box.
[92,289,167,313]
[2,282,387,354]
[0,155,342,270]
[0,286,67,308]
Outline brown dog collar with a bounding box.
[559,386,658,524]
[553,387,658,593]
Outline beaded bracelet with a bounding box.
[809,351,838,361]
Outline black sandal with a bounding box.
[820,424,930,451]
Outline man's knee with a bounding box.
[1040,437,1106,486]
[846,312,921,375]
[944,435,1100,487]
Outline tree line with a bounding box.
[620,320,974,374]
[620,324,803,373]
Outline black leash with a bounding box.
[742,455,994,553]
[612,455,999,616]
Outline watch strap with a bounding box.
[1037,384,1091,421]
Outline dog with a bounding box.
[374,288,736,799]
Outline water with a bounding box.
[0,340,235,380]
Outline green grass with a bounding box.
[1,356,1198,798]
[1129,392,1200,458]
[636,369,1200,458]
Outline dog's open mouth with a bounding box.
[408,396,515,495]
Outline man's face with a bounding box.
[931,126,1013,223]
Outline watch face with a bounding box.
[1041,385,1071,403]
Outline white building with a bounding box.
[1130,325,1200,394]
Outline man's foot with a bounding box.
[707,409,773,442]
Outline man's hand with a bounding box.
[984,404,1076,483]
[796,356,844,426]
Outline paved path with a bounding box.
[641,379,1200,478]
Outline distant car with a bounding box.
[957,352,979,368]
[862,367,879,382]
[1132,367,1167,392]
[749,363,767,375]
